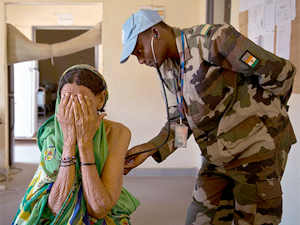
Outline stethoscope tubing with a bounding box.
[125,36,171,160]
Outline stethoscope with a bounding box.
[125,30,186,160]
[125,34,172,160]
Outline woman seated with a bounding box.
[12,64,140,225]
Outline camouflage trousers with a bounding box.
[185,148,289,225]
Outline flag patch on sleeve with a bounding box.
[240,51,259,68]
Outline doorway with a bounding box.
[34,27,97,127]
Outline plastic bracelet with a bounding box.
[60,156,76,163]
[61,159,76,163]
[60,156,76,160]
[61,161,76,165]
[60,162,76,167]
[80,163,96,166]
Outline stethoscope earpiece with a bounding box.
[151,36,157,64]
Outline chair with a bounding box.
[37,86,47,117]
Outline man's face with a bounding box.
[131,32,166,68]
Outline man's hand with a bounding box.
[124,142,157,175]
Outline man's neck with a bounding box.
[168,29,180,61]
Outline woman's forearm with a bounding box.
[78,141,117,219]
[48,143,76,215]
[81,165,115,218]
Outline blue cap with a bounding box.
[120,10,162,63]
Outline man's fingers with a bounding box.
[124,157,136,175]
[124,158,135,168]
[124,168,132,175]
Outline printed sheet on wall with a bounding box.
[239,0,300,93]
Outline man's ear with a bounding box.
[97,90,107,111]
[151,27,160,39]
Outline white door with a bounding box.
[14,61,39,138]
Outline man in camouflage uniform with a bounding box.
[120,10,297,225]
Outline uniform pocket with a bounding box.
[213,115,276,164]
[257,179,282,200]
[218,115,263,151]
[255,179,283,224]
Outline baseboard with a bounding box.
[124,168,199,177]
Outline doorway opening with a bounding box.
[34,27,98,129]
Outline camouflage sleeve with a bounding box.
[148,82,191,162]
[148,106,191,162]
[148,105,178,162]
[202,23,296,105]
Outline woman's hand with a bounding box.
[56,93,76,146]
[72,93,107,144]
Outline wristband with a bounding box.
[60,156,76,163]
[80,163,96,166]
[60,162,76,167]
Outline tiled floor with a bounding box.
[1,142,196,225]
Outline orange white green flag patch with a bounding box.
[240,51,259,68]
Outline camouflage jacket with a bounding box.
[149,23,297,168]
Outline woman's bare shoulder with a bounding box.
[103,119,131,154]
[103,119,131,137]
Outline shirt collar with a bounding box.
[161,27,192,71]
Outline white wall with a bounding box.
[230,0,240,29]
[104,1,204,170]
[281,93,300,224]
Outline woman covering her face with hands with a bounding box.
[12,64,140,225]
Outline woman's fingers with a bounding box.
[58,93,66,116]
[65,94,74,116]
[97,113,107,124]
[57,93,76,143]
[58,93,73,116]
[77,93,89,117]
[84,95,92,115]
[69,102,75,120]
[73,96,83,120]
